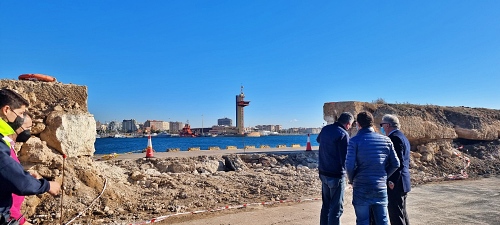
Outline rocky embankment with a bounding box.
[323,101,500,182]
[1,80,499,224]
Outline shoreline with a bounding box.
[94,146,319,160]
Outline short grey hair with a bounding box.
[382,114,400,129]
[337,112,354,125]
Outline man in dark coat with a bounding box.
[380,114,411,225]
[317,112,354,225]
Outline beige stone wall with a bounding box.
[1,79,98,219]
[0,79,88,111]
[323,101,500,143]
[323,101,500,163]
[0,79,96,157]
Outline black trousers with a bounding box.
[368,188,409,225]
[387,188,410,225]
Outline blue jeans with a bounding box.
[352,187,389,225]
[320,174,345,225]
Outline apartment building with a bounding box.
[122,119,138,133]
[169,121,183,134]
[217,117,233,126]
[144,120,170,131]
[255,124,281,132]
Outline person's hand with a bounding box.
[30,171,42,179]
[388,181,395,190]
[48,181,61,196]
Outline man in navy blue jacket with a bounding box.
[380,114,411,225]
[0,89,61,223]
[316,112,354,225]
[346,111,399,225]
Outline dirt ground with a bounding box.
[34,143,499,225]
[152,176,500,225]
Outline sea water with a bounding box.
[94,134,318,154]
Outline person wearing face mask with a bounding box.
[346,111,400,225]
[380,114,411,225]
[6,114,34,225]
[0,89,61,224]
[316,112,354,225]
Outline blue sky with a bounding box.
[1,1,499,128]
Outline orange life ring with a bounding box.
[18,74,56,82]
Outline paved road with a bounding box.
[151,176,500,225]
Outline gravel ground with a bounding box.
[38,145,497,225]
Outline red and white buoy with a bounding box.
[306,133,312,151]
[145,134,154,158]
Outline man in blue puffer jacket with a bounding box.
[317,112,354,225]
[346,112,400,225]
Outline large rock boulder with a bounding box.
[17,137,61,165]
[40,111,96,156]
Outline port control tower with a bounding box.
[236,86,250,135]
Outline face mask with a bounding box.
[7,112,24,131]
[16,130,31,142]
[380,126,386,135]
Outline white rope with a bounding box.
[64,178,108,225]
[448,146,471,180]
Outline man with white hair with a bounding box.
[380,114,411,225]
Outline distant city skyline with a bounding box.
[96,118,321,136]
[96,118,316,130]
[2,1,500,128]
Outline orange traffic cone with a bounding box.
[145,134,154,158]
[306,133,312,151]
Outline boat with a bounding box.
[18,73,56,82]
[179,124,196,137]
[155,132,171,138]
[143,133,158,138]
[111,133,125,138]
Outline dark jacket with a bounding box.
[0,134,50,216]
[346,127,400,190]
[316,122,350,178]
[388,129,412,193]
